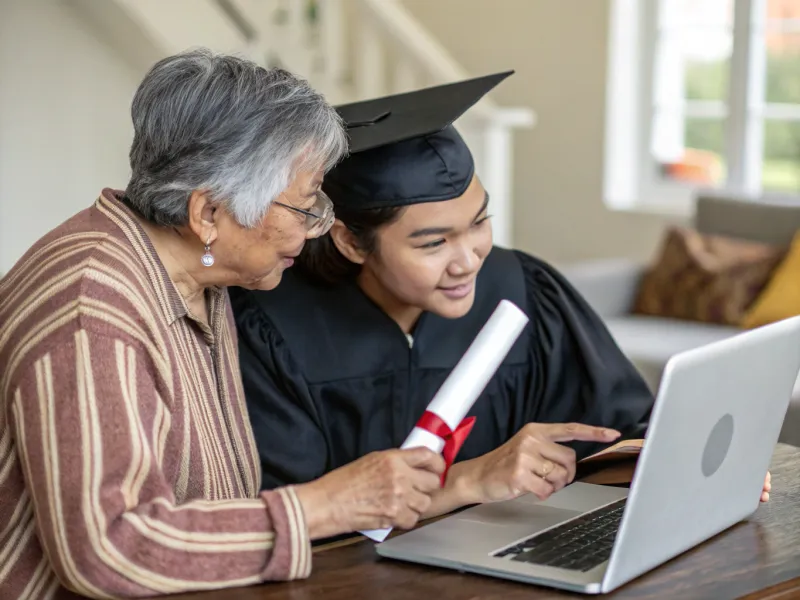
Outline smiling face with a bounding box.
[351,175,493,326]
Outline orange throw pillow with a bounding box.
[633,227,785,325]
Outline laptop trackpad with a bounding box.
[457,502,582,531]
[405,503,586,554]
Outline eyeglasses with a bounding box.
[274,188,335,238]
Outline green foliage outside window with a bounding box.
[680,53,800,191]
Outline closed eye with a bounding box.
[419,238,446,249]
[417,214,491,249]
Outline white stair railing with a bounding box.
[299,0,537,247]
[343,0,536,248]
[78,0,536,247]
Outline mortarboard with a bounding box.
[323,71,514,211]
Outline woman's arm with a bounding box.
[8,326,309,599]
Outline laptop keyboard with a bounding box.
[494,498,627,572]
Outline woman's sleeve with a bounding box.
[7,324,311,599]
[517,251,654,459]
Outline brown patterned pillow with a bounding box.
[633,227,786,325]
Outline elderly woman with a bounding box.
[0,49,445,599]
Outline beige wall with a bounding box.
[0,0,142,273]
[402,0,679,264]
[0,0,677,272]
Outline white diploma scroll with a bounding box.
[361,299,530,542]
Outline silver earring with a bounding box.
[201,236,215,267]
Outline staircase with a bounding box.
[70,0,535,247]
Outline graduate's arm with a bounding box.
[517,251,654,459]
[232,297,457,530]
[234,305,330,489]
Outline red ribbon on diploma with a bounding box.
[416,411,476,485]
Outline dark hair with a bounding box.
[297,204,405,285]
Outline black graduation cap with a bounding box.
[323,70,514,210]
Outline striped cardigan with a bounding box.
[0,190,310,599]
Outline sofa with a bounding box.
[561,192,800,447]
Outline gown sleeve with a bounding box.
[234,302,329,490]
[515,251,654,459]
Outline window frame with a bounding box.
[605,0,800,215]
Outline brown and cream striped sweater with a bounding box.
[0,190,311,599]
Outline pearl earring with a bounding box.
[201,235,215,267]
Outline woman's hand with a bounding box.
[294,447,445,540]
[761,471,771,502]
[447,423,620,507]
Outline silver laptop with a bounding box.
[376,316,800,594]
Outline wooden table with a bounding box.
[169,443,800,600]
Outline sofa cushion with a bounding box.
[632,227,785,326]
[604,315,740,393]
[606,315,741,366]
[605,314,800,447]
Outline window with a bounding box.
[605,0,800,213]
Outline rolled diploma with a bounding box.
[362,299,530,542]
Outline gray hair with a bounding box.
[125,48,347,228]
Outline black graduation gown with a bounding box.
[229,247,654,491]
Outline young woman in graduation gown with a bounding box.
[230,73,771,518]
